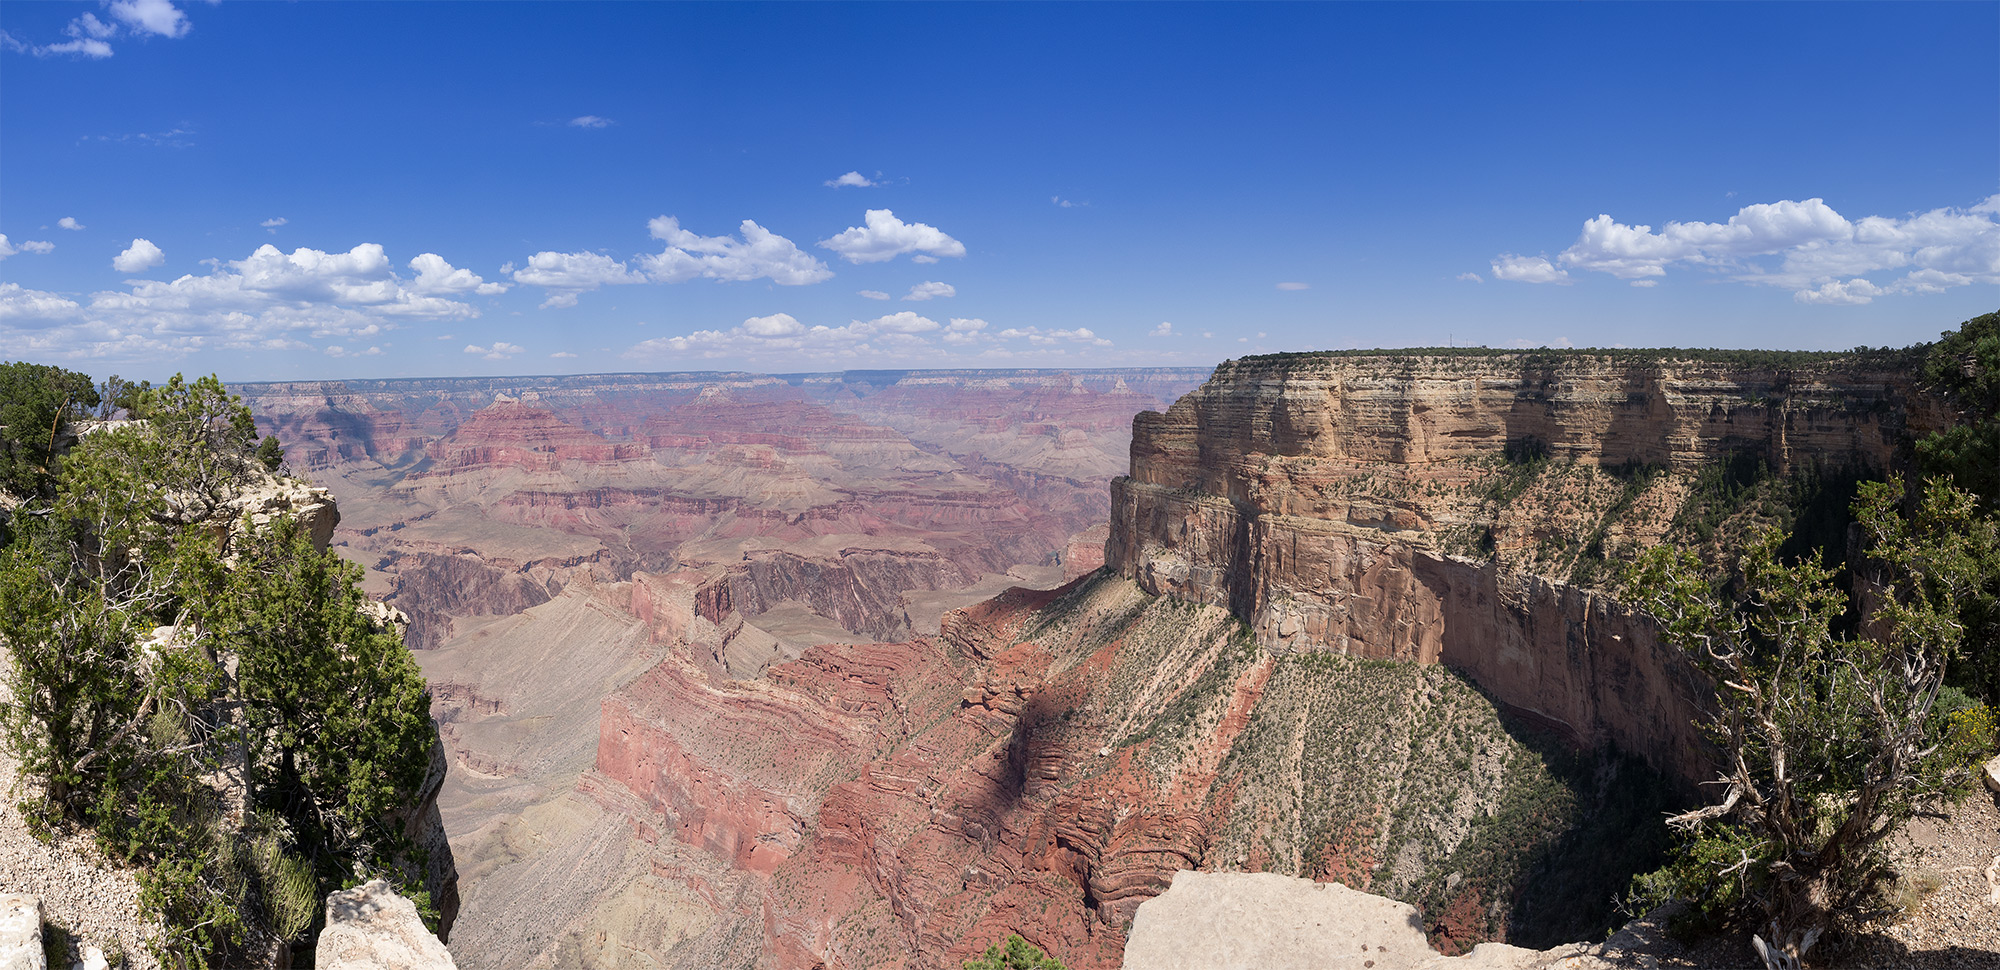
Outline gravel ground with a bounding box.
[1844,779,2000,969]
[0,751,162,970]
[1564,782,2000,970]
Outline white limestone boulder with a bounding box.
[0,895,43,970]
[315,880,454,970]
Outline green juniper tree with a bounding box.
[204,514,435,878]
[0,370,439,966]
[1916,311,2000,705]
[963,934,1066,970]
[0,361,99,499]
[1627,477,1994,968]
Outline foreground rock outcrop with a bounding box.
[1122,871,1547,970]
[317,880,456,970]
[0,895,43,970]
[1121,870,1706,970]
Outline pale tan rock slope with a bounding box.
[1122,870,1675,970]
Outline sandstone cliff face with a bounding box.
[1110,352,1924,784]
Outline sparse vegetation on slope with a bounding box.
[982,575,1675,955]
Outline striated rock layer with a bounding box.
[1109,352,1931,785]
[573,571,1664,968]
[238,368,1209,656]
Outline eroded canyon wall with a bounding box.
[1109,352,1925,784]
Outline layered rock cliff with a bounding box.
[1109,351,1927,784]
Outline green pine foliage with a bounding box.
[208,516,434,865]
[0,369,436,967]
[256,434,285,472]
[1916,311,2000,706]
[962,934,1066,970]
[1917,310,2000,505]
[1623,478,1996,965]
[0,361,99,499]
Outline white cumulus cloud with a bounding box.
[1149,321,1174,337]
[741,312,806,337]
[110,0,190,38]
[641,216,832,285]
[941,317,988,345]
[993,325,1112,347]
[1491,254,1571,284]
[569,115,613,128]
[1494,195,2000,304]
[409,253,509,296]
[857,289,890,300]
[6,0,191,58]
[551,351,578,358]
[512,250,645,307]
[1456,272,1483,283]
[825,171,878,188]
[0,241,495,363]
[0,236,55,259]
[513,218,834,308]
[856,311,940,335]
[903,281,955,301]
[465,341,523,360]
[819,210,965,264]
[1793,278,1883,306]
[0,283,84,320]
[113,238,166,273]
[58,217,85,231]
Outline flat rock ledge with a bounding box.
[0,894,43,970]
[316,880,455,970]
[1122,871,1674,970]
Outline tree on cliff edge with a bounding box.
[0,370,439,966]
[1628,478,1994,968]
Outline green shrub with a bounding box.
[963,934,1065,970]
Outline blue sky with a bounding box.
[2,1,1995,381]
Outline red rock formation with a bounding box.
[417,401,645,473]
[588,580,1298,969]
